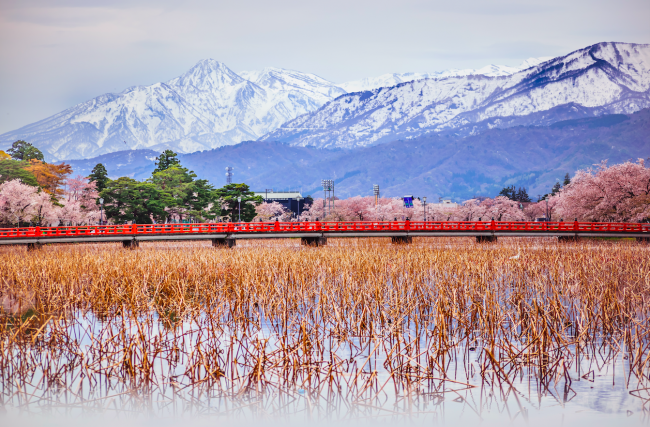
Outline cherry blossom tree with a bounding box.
[300,196,430,222]
[0,178,60,226]
[428,204,458,221]
[555,159,650,222]
[31,190,60,226]
[0,179,39,226]
[479,196,526,221]
[452,196,525,221]
[58,175,100,225]
[299,199,326,221]
[254,201,290,221]
[343,196,374,220]
[66,175,99,208]
[523,198,563,221]
[452,199,485,221]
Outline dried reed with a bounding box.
[0,237,648,422]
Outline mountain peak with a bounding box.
[168,59,245,89]
[517,57,554,70]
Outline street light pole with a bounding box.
[545,197,549,221]
[237,197,241,222]
[296,195,303,221]
[99,198,104,225]
[423,197,427,221]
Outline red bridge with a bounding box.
[1,220,649,249]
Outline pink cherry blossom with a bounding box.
[555,159,650,222]
[254,201,290,221]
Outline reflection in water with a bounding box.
[0,239,648,425]
[1,313,647,425]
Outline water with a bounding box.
[1,311,647,426]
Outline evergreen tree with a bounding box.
[563,173,571,187]
[0,159,39,187]
[214,183,263,222]
[186,179,221,220]
[99,177,171,224]
[88,163,110,193]
[516,187,531,202]
[7,140,44,161]
[153,150,181,174]
[498,185,516,200]
[551,181,562,195]
[149,162,221,222]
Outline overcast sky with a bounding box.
[0,0,648,134]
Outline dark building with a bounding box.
[254,191,308,217]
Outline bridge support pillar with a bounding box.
[476,235,497,243]
[637,237,650,243]
[212,238,236,248]
[558,235,578,242]
[122,240,139,249]
[301,236,327,247]
[391,236,412,245]
[27,242,42,251]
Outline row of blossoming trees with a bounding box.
[3,138,648,227]
[0,142,99,227]
[254,159,650,223]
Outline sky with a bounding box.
[0,0,649,134]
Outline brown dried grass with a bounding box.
[0,237,649,419]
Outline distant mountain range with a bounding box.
[337,57,552,92]
[264,42,650,149]
[4,40,650,201]
[0,55,551,161]
[66,108,650,201]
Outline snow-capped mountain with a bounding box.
[0,61,346,161]
[0,54,558,161]
[337,57,552,92]
[262,42,650,149]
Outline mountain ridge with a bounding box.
[65,108,650,201]
[262,42,650,148]
[1,55,560,161]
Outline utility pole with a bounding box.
[237,196,241,222]
[321,180,333,217]
[373,184,379,206]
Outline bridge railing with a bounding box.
[0,221,649,240]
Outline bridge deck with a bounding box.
[0,221,648,246]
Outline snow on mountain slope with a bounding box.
[0,60,345,161]
[337,57,553,92]
[262,43,650,149]
[239,67,346,102]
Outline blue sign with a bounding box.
[403,196,414,208]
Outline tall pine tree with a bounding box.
[153,150,181,174]
[88,163,110,193]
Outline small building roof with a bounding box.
[255,191,303,200]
